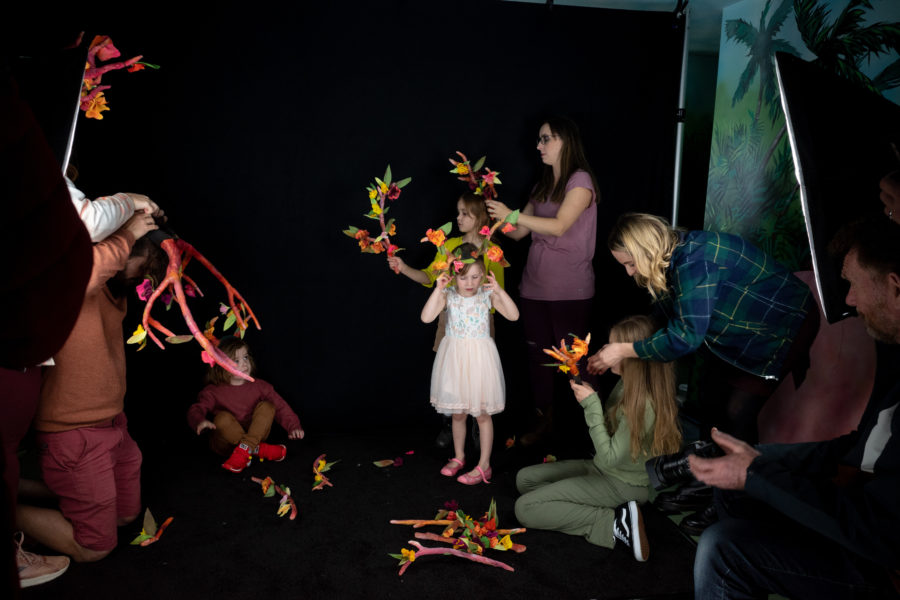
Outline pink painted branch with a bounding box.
[390,519,452,529]
[398,541,514,576]
[413,532,527,553]
[181,273,204,298]
[79,85,111,109]
[84,56,142,82]
[178,241,261,332]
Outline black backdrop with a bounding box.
[58,0,682,436]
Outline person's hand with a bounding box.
[879,170,900,222]
[123,210,159,240]
[569,379,595,403]
[483,271,499,292]
[586,343,624,375]
[484,199,512,222]
[195,420,216,435]
[436,273,451,290]
[128,193,161,216]
[288,428,305,440]
[688,428,760,490]
[387,255,405,274]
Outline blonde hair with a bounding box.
[608,213,681,300]
[606,315,682,459]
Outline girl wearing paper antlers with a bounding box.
[421,244,519,485]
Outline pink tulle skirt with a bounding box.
[430,336,505,416]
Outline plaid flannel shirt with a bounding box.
[634,231,814,380]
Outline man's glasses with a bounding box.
[536,134,558,146]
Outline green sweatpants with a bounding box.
[514,459,649,548]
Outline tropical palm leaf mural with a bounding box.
[705,0,900,270]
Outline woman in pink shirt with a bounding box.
[486,116,598,445]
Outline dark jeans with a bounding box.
[519,297,593,413]
[694,491,893,599]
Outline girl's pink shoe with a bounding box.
[440,458,464,477]
[457,466,491,485]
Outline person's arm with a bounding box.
[261,381,305,439]
[421,274,449,323]
[484,272,518,321]
[68,178,163,243]
[386,255,431,285]
[571,381,643,470]
[487,187,592,237]
[86,211,160,293]
[588,258,720,377]
[494,201,534,240]
[187,387,218,433]
[691,428,900,568]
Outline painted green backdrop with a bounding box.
[705,0,900,268]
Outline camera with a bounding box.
[644,440,724,490]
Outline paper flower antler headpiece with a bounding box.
[127,233,261,382]
[80,35,159,120]
[449,151,517,266]
[543,333,591,384]
[343,165,411,272]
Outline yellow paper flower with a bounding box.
[371,203,383,216]
[456,163,470,175]
[500,534,513,550]
[368,188,377,200]
[401,548,416,562]
[314,474,323,482]
[317,459,326,470]
[84,92,110,120]
[379,182,388,195]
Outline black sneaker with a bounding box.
[678,502,718,536]
[613,501,649,561]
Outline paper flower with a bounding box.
[485,246,504,264]
[312,454,339,490]
[422,228,447,247]
[543,333,592,383]
[251,476,297,520]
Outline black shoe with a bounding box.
[613,501,649,562]
[434,417,452,450]
[678,503,718,536]
[654,480,713,514]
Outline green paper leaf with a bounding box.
[395,177,411,188]
[388,553,404,560]
[473,156,486,172]
[264,485,276,498]
[384,165,392,186]
[223,312,236,331]
[130,532,152,545]
[439,221,453,235]
[165,334,194,344]
[143,508,158,536]
[373,459,394,467]
[505,209,520,224]
[374,177,385,188]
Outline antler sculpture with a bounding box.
[132,237,260,382]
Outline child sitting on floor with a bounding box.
[514,315,682,561]
[186,337,305,473]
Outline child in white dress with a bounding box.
[421,245,519,484]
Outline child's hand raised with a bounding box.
[436,273,451,290]
[569,380,596,404]
[483,271,499,292]
[387,255,404,274]
[195,420,216,435]
[288,428,305,440]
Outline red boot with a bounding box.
[222,443,252,473]
[257,443,287,462]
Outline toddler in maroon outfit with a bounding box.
[186,338,304,472]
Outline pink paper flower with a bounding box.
[200,350,216,365]
[135,279,153,301]
[501,222,515,234]
[453,260,464,273]
[479,226,491,236]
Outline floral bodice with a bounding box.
[444,287,492,339]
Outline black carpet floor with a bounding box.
[20,427,695,600]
